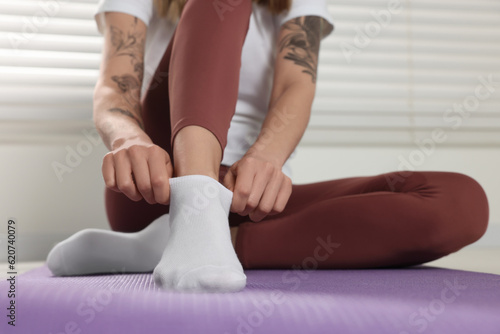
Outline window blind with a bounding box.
[0,0,100,120]
[1,0,499,146]
[310,0,500,146]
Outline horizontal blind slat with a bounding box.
[319,51,500,70]
[0,66,98,85]
[0,86,94,104]
[329,0,500,12]
[0,15,99,37]
[0,33,102,53]
[312,97,500,113]
[0,48,100,69]
[0,1,97,20]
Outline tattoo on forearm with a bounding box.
[279,16,323,83]
[110,74,142,116]
[133,62,144,83]
[111,74,140,93]
[106,17,146,130]
[108,107,144,130]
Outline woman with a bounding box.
[47,0,489,293]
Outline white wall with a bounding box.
[0,121,498,262]
[0,122,109,262]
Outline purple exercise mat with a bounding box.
[1,265,499,334]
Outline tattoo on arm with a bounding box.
[107,17,145,130]
[108,22,145,63]
[108,108,144,130]
[105,17,146,129]
[279,16,323,84]
[110,74,143,127]
[112,74,140,93]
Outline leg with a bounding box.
[173,126,221,179]
[169,0,250,179]
[227,170,489,269]
[47,214,170,275]
[153,0,252,292]
[48,0,252,278]
[46,33,179,276]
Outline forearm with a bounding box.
[93,12,148,151]
[247,83,314,166]
[93,81,149,151]
[246,16,324,166]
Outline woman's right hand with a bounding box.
[102,137,173,205]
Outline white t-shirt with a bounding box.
[95,0,334,180]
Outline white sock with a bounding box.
[153,175,246,293]
[46,214,170,276]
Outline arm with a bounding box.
[249,16,323,165]
[223,16,326,222]
[94,12,172,205]
[93,12,147,150]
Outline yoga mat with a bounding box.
[1,265,499,334]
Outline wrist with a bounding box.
[245,145,287,167]
[94,116,151,151]
[111,133,152,151]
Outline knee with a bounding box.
[423,172,489,256]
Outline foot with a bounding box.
[46,214,170,276]
[153,175,246,292]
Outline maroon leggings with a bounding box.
[105,0,489,269]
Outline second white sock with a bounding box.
[47,214,170,276]
[153,175,246,292]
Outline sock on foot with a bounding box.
[153,174,246,293]
[46,213,170,276]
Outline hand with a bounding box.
[102,137,173,204]
[222,154,292,222]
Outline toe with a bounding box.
[180,266,246,293]
[46,246,65,276]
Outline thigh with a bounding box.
[222,169,397,226]
[251,170,433,222]
[223,168,411,226]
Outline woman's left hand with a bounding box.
[222,153,293,222]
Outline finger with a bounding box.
[269,177,292,215]
[147,147,171,205]
[222,167,236,192]
[129,148,155,204]
[231,164,256,214]
[239,166,272,216]
[165,152,173,178]
[249,173,283,222]
[115,151,142,201]
[102,153,119,192]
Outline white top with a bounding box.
[95,0,334,180]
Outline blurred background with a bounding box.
[0,0,499,262]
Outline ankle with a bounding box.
[172,125,222,182]
[174,169,219,181]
